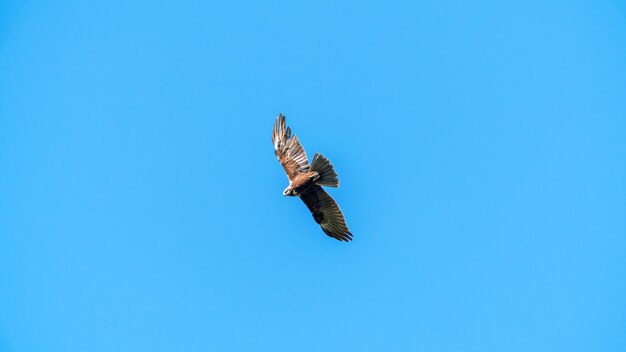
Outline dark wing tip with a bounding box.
[319,211,353,242]
[299,187,353,243]
[322,227,353,242]
[273,112,290,149]
[279,112,286,131]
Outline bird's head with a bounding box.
[283,187,294,197]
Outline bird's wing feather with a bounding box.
[299,185,352,242]
[272,113,309,181]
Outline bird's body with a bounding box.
[287,172,317,196]
[272,113,353,242]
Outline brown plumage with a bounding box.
[272,113,352,242]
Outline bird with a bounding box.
[272,113,353,242]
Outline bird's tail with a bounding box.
[309,153,339,187]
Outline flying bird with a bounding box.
[272,113,352,242]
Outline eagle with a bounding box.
[272,113,353,242]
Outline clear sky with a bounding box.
[1,1,625,351]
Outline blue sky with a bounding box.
[1,1,625,351]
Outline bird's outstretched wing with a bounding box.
[299,185,352,242]
[272,113,309,181]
